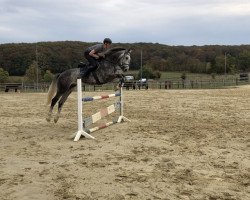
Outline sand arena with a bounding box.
[0,85,249,199]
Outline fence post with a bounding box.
[74,79,95,141]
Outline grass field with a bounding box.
[126,70,239,81]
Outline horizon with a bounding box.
[1,40,250,47]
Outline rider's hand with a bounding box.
[93,55,99,59]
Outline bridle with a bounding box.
[117,51,131,70]
[104,50,131,73]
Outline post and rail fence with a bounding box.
[0,77,249,92]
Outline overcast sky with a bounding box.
[0,0,249,45]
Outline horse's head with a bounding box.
[104,47,132,72]
[118,49,132,72]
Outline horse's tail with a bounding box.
[46,74,60,105]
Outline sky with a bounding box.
[0,0,250,45]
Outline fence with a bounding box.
[153,78,249,90]
[0,78,249,92]
[0,82,117,92]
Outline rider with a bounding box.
[81,38,112,77]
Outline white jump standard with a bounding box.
[73,79,130,141]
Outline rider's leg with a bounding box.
[81,54,99,77]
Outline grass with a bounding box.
[125,71,239,81]
[161,72,239,80]
[7,76,25,83]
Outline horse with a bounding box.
[46,47,132,123]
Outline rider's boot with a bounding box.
[80,62,99,78]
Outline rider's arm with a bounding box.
[89,50,99,59]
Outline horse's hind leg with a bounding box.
[46,93,62,122]
[54,85,75,123]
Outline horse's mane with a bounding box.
[104,47,126,56]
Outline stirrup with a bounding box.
[78,62,86,68]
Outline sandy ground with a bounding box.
[0,85,250,200]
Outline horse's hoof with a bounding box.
[46,116,51,122]
[54,116,59,123]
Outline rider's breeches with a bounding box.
[84,52,98,70]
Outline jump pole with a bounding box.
[73,79,130,141]
[117,84,130,123]
[74,79,95,141]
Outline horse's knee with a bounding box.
[58,101,64,111]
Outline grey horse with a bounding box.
[46,47,132,123]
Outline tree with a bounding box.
[239,50,250,72]
[0,68,9,83]
[43,70,54,82]
[138,65,161,79]
[1,42,250,76]
[25,61,42,83]
[213,55,225,74]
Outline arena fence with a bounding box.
[0,78,249,92]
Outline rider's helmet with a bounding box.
[103,38,112,44]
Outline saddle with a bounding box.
[78,62,101,84]
[78,62,88,68]
[78,61,101,69]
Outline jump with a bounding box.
[46,47,132,123]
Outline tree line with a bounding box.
[0,41,250,79]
